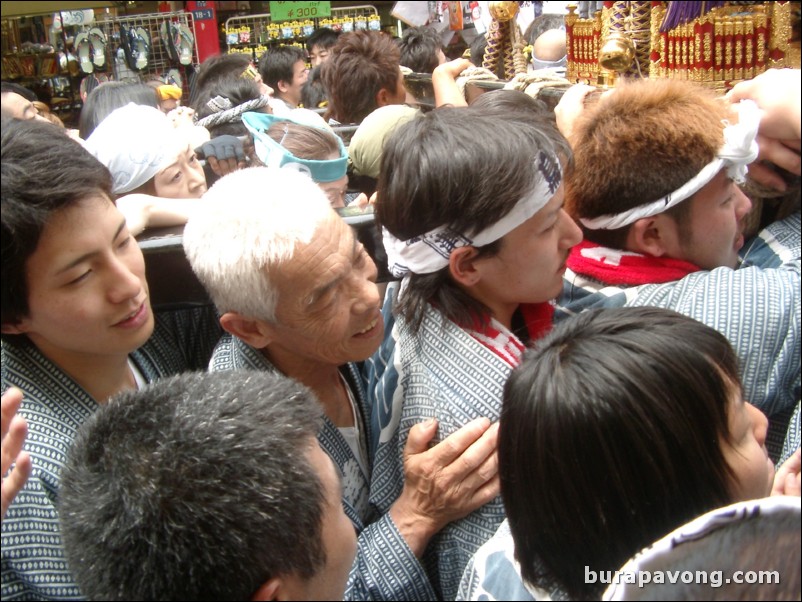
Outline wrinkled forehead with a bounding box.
[269,211,353,305]
[286,211,351,266]
[308,209,353,253]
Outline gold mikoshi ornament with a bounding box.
[599,32,636,72]
[488,1,519,22]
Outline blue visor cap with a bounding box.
[242,111,348,183]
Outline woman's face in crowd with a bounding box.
[317,152,349,209]
[153,143,207,199]
[721,386,775,501]
[319,174,349,209]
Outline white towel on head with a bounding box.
[85,103,181,194]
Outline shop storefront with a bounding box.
[0,1,398,125]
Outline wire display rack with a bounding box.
[77,10,199,101]
[224,4,379,60]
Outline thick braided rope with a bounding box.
[611,0,629,31]
[510,21,528,76]
[195,95,270,129]
[626,1,652,76]
[503,71,570,97]
[483,19,505,75]
[456,66,500,99]
[503,35,516,80]
[495,19,517,80]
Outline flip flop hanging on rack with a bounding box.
[119,23,137,71]
[161,20,180,64]
[175,23,195,66]
[134,27,151,70]
[165,68,182,90]
[89,27,107,69]
[75,31,93,74]
[115,46,137,80]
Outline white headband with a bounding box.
[383,151,563,277]
[581,99,760,230]
[603,496,801,600]
[85,103,179,195]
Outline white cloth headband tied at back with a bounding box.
[85,103,177,195]
[581,99,760,231]
[383,151,563,277]
[603,496,800,600]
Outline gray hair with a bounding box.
[183,166,334,321]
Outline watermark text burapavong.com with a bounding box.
[586,566,780,588]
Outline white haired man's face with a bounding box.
[265,210,384,367]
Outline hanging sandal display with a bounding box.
[175,23,194,66]
[134,26,151,70]
[89,27,107,69]
[91,12,197,80]
[119,23,137,71]
[160,20,180,64]
[74,31,93,74]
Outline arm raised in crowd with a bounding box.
[433,58,473,108]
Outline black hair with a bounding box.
[78,81,159,140]
[376,105,570,332]
[189,52,252,109]
[398,26,444,74]
[1,81,37,101]
[470,89,550,119]
[301,64,329,109]
[1,119,113,330]
[60,370,327,601]
[306,27,341,53]
[194,75,263,138]
[469,35,487,67]
[259,45,307,91]
[500,307,739,600]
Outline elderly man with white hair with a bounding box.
[183,167,500,601]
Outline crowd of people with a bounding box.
[1,21,800,602]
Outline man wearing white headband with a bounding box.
[373,107,582,601]
[556,77,800,459]
[182,167,501,601]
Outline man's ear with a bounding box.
[251,577,281,601]
[375,86,395,108]
[219,312,275,349]
[448,246,483,288]
[251,574,308,601]
[277,79,291,94]
[627,215,674,258]
[1,320,27,335]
